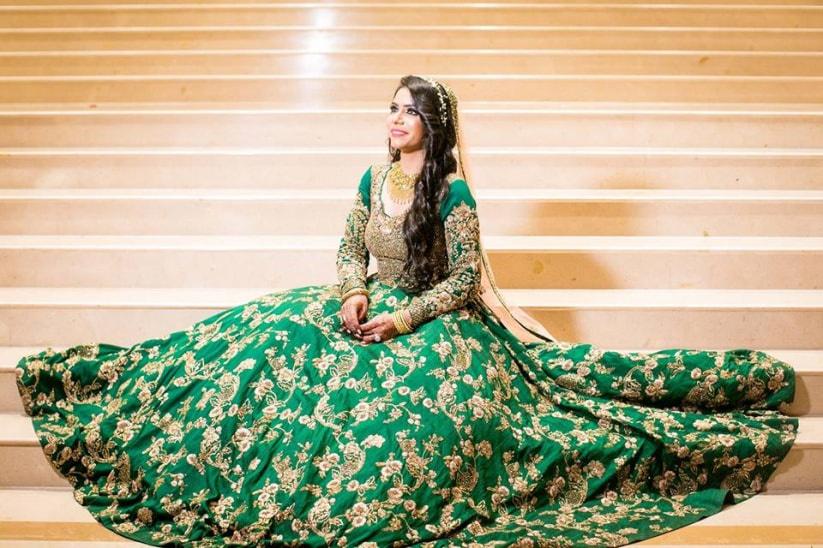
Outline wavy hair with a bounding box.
[387,75,458,294]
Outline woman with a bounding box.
[16,75,797,547]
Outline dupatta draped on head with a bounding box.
[421,76,557,345]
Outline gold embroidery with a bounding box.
[12,163,798,546]
[336,183,370,296]
[359,162,481,329]
[14,279,799,545]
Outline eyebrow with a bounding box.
[390,101,415,107]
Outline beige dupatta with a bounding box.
[449,92,557,344]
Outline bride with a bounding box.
[16,74,797,547]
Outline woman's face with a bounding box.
[387,86,424,153]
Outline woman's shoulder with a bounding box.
[440,171,476,220]
[355,162,388,209]
[445,171,472,195]
[357,163,475,219]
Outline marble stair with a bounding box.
[0,0,821,544]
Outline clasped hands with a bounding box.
[339,294,399,344]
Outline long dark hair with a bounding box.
[387,75,458,294]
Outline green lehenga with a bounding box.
[16,162,797,547]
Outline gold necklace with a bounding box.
[387,162,419,205]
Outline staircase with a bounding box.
[0,0,821,545]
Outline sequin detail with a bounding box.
[338,162,483,329]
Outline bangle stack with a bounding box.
[391,309,413,334]
[341,287,369,302]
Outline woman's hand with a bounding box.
[340,294,368,339]
[358,313,399,344]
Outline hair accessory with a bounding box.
[419,75,453,128]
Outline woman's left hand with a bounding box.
[358,313,398,344]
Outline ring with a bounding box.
[374,334,381,342]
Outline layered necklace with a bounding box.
[386,161,420,206]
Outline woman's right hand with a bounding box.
[340,294,368,338]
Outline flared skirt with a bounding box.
[15,274,798,547]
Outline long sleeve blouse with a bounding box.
[336,163,482,330]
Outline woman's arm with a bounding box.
[336,166,372,295]
[395,179,482,329]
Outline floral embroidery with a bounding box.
[355,161,482,329]
[401,201,482,329]
[336,166,372,296]
[14,163,798,547]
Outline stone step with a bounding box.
[1,28,821,56]
[1,234,822,290]
[2,188,822,236]
[0,489,821,546]
[2,0,819,4]
[0,412,819,491]
[1,141,819,190]
[1,73,821,104]
[3,51,823,78]
[0,286,821,348]
[6,4,823,29]
[2,106,822,148]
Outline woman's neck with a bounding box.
[398,150,424,176]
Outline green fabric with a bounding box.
[16,169,798,546]
[336,165,373,296]
[357,165,371,211]
[354,164,476,221]
[338,163,483,330]
[438,178,476,221]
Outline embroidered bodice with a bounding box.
[336,161,482,329]
[363,164,449,289]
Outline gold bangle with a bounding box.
[341,287,369,302]
[391,311,404,333]
[399,310,412,332]
[391,312,408,334]
[392,310,413,334]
